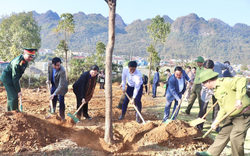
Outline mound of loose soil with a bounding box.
[0,111,75,154]
[70,120,213,154]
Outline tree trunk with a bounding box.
[147,54,152,95]
[65,50,68,81]
[104,0,116,144]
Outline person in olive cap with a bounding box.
[183,56,204,115]
[0,48,37,111]
[196,69,250,156]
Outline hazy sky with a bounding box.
[0,0,249,26]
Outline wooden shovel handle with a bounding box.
[125,92,146,123]
[170,84,191,120]
[202,101,218,119]
[202,107,237,138]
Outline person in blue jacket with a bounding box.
[152,67,160,98]
[163,66,192,122]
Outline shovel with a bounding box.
[47,83,55,114]
[45,84,56,119]
[164,85,191,124]
[67,102,86,123]
[193,107,237,140]
[190,101,218,127]
[125,92,147,124]
[18,80,23,112]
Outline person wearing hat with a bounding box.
[98,69,105,92]
[152,67,160,98]
[183,56,204,115]
[46,57,68,120]
[197,60,236,131]
[0,48,37,111]
[196,69,250,156]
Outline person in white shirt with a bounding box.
[119,61,143,123]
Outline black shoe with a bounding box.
[136,116,141,123]
[84,116,92,120]
[181,111,190,115]
[119,115,124,120]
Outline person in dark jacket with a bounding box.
[73,65,99,121]
[98,69,105,92]
[152,67,160,98]
[142,74,148,93]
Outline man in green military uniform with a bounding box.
[196,69,250,156]
[0,48,37,111]
[183,56,204,115]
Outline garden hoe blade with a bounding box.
[67,102,86,123]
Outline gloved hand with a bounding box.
[235,100,243,109]
[211,120,219,130]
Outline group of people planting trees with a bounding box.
[1,48,250,156]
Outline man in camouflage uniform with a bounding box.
[196,69,250,156]
[0,48,37,111]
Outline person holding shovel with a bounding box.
[197,60,236,131]
[196,69,250,156]
[46,57,68,120]
[0,48,37,111]
[118,61,143,123]
[163,66,192,122]
[73,65,99,121]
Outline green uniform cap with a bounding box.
[23,47,37,58]
[195,56,204,63]
[199,69,219,83]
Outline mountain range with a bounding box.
[2,10,250,64]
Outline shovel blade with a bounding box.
[67,112,79,123]
[164,119,172,124]
[20,105,23,113]
[48,110,56,115]
[190,118,206,127]
[193,136,203,140]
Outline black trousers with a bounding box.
[100,82,105,89]
[197,95,220,129]
[73,88,89,117]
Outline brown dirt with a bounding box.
[0,85,213,155]
[0,111,75,154]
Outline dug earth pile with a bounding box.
[0,111,75,154]
[70,120,213,154]
[0,85,213,155]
